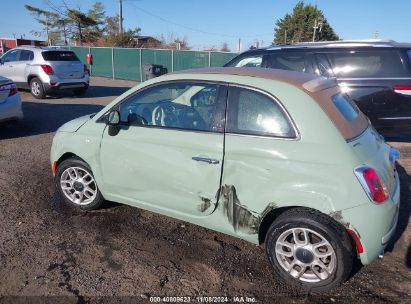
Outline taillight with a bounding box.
[393,85,411,96]
[0,83,18,97]
[346,229,364,254]
[355,166,389,203]
[40,64,54,75]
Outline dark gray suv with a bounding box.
[225,40,411,136]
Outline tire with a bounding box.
[30,77,46,99]
[265,208,354,294]
[73,86,88,96]
[55,157,104,210]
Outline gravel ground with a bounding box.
[0,77,410,304]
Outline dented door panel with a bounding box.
[99,127,224,216]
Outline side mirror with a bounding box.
[0,58,4,65]
[107,110,120,126]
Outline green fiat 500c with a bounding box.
[51,67,400,293]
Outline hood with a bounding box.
[57,114,93,133]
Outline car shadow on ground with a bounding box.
[386,164,411,268]
[19,84,133,99]
[51,85,132,99]
[0,101,104,140]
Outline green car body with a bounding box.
[51,67,400,291]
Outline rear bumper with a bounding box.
[44,82,89,93]
[375,117,411,135]
[0,93,23,122]
[43,73,90,93]
[341,171,400,265]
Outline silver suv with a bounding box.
[0,46,89,99]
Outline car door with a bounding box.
[0,49,20,80]
[99,81,227,216]
[14,50,34,84]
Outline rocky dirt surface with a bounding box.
[0,77,410,304]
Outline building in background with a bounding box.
[0,38,47,54]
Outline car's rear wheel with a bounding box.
[265,208,354,293]
[30,77,46,99]
[55,157,103,210]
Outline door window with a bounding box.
[263,52,309,72]
[232,55,263,68]
[315,53,334,77]
[19,50,34,61]
[117,82,227,132]
[227,87,296,138]
[2,49,20,62]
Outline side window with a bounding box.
[117,82,226,132]
[19,50,34,61]
[2,49,20,62]
[264,52,309,72]
[231,55,263,68]
[227,87,296,138]
[327,50,408,78]
[315,53,334,77]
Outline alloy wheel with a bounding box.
[275,227,336,283]
[60,166,97,205]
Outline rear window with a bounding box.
[42,51,79,61]
[332,93,359,122]
[327,50,408,78]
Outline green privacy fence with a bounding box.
[70,46,237,82]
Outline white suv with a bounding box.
[0,46,89,99]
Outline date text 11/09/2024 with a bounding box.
[149,296,257,303]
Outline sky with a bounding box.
[0,0,410,52]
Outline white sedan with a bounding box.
[0,76,23,123]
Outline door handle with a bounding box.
[192,156,219,165]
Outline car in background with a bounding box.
[225,40,411,136]
[0,46,89,99]
[0,76,23,123]
[51,67,400,293]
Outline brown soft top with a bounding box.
[172,67,368,140]
[172,67,336,92]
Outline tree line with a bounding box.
[25,1,339,50]
[24,1,231,51]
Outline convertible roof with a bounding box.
[172,67,336,93]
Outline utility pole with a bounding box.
[284,29,287,44]
[312,18,323,42]
[118,0,123,34]
[374,29,380,39]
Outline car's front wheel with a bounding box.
[55,157,103,210]
[265,208,354,293]
[30,77,46,99]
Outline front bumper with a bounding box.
[341,171,400,265]
[0,93,24,122]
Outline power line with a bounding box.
[125,2,272,39]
